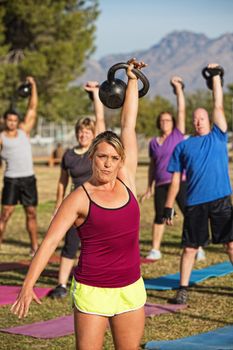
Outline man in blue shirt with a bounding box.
[164,63,233,304]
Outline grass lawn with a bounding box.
[0,163,232,349]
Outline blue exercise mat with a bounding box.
[144,261,233,290]
[145,325,233,349]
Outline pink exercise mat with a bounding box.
[0,286,52,306]
[0,303,186,338]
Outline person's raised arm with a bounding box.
[84,81,105,136]
[119,59,147,193]
[20,76,38,135]
[170,76,185,134]
[210,63,227,132]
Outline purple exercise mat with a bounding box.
[0,303,186,338]
[0,262,29,272]
[1,315,74,338]
[0,254,61,273]
[145,303,186,316]
[0,286,52,306]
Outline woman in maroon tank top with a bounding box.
[11,59,148,349]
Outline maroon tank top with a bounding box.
[73,179,141,288]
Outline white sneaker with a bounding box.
[196,247,206,261]
[146,249,162,260]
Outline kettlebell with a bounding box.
[86,91,94,101]
[202,65,224,90]
[17,81,32,98]
[85,83,99,101]
[99,62,150,109]
[170,80,185,95]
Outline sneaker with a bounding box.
[146,249,162,260]
[48,285,67,299]
[196,247,206,261]
[175,288,188,304]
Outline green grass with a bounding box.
[0,165,233,349]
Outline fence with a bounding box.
[31,118,150,161]
[31,118,76,158]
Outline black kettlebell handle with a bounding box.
[170,80,185,95]
[85,83,100,101]
[107,62,150,97]
[86,91,94,101]
[202,65,224,80]
[202,65,224,90]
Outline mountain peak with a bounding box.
[77,31,233,100]
[155,30,209,50]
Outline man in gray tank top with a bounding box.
[0,76,38,256]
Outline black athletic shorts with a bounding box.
[1,175,38,206]
[182,195,233,248]
[154,181,187,224]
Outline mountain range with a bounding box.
[77,31,233,100]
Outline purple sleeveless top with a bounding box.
[73,180,141,288]
[149,128,186,186]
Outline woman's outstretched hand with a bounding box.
[10,287,42,319]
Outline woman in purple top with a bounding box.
[11,59,148,350]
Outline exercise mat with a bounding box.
[0,286,52,306]
[145,325,233,349]
[0,303,186,338]
[144,261,233,290]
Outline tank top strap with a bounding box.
[81,184,92,201]
[82,179,131,203]
[116,177,130,192]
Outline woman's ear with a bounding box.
[119,159,124,168]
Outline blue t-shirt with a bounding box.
[168,124,232,206]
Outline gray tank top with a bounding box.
[1,129,34,178]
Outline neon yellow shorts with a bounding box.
[70,277,147,317]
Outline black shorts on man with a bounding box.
[1,175,38,206]
[182,196,233,247]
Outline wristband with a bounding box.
[163,207,175,220]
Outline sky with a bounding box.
[93,0,233,59]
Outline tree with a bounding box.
[185,88,233,134]
[0,0,99,121]
[224,84,233,132]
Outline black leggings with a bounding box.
[154,181,187,224]
[61,226,80,259]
